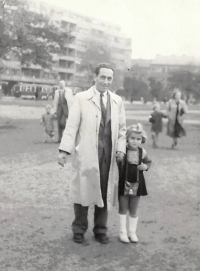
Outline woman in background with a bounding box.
[166,88,188,148]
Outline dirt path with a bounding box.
[0,113,200,271]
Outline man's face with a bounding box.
[94,68,114,93]
[59,81,65,89]
[174,92,181,102]
[46,107,51,114]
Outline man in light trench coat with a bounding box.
[58,63,126,244]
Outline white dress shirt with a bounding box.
[94,86,108,108]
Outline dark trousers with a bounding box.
[57,122,65,142]
[72,149,111,235]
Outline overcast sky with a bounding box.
[34,0,200,59]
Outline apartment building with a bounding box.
[1,3,132,93]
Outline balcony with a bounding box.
[66,43,76,49]
[56,67,75,73]
[61,21,77,32]
[1,74,57,84]
[59,55,76,61]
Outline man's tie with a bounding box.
[100,93,106,125]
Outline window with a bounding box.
[69,36,76,44]
[4,68,10,75]
[66,73,73,81]
[59,59,67,68]
[49,73,57,80]
[11,69,20,75]
[68,61,75,69]
[61,20,69,28]
[32,69,40,78]
[59,72,66,80]
[68,48,75,56]
[44,72,49,79]
[22,68,31,77]
[14,85,20,92]
[70,23,76,31]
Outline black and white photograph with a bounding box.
[0,0,199,270]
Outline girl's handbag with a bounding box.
[124,181,139,196]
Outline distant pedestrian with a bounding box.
[53,80,73,143]
[117,123,152,243]
[166,88,188,149]
[149,103,166,148]
[41,104,55,143]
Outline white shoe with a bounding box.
[129,232,138,243]
[129,217,139,243]
[119,214,130,243]
[119,232,130,243]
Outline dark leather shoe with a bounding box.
[95,234,110,244]
[73,233,84,243]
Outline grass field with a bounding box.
[0,102,200,271]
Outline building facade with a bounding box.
[1,4,132,94]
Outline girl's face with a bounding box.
[154,105,160,112]
[127,132,142,150]
[46,108,51,114]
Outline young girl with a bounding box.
[118,123,152,243]
[41,104,55,143]
[149,103,166,148]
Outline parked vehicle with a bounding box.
[13,84,57,100]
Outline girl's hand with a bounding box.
[138,163,148,171]
[116,151,125,163]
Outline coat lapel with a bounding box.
[86,86,101,110]
[109,91,118,146]
[86,88,117,128]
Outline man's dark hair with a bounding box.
[94,63,114,76]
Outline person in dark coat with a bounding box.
[166,89,188,149]
[149,103,166,148]
[53,80,73,142]
[118,123,152,243]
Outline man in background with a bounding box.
[53,80,73,142]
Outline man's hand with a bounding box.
[58,152,68,167]
[138,163,148,171]
[116,151,125,163]
[54,113,57,119]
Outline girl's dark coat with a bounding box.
[118,147,152,197]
